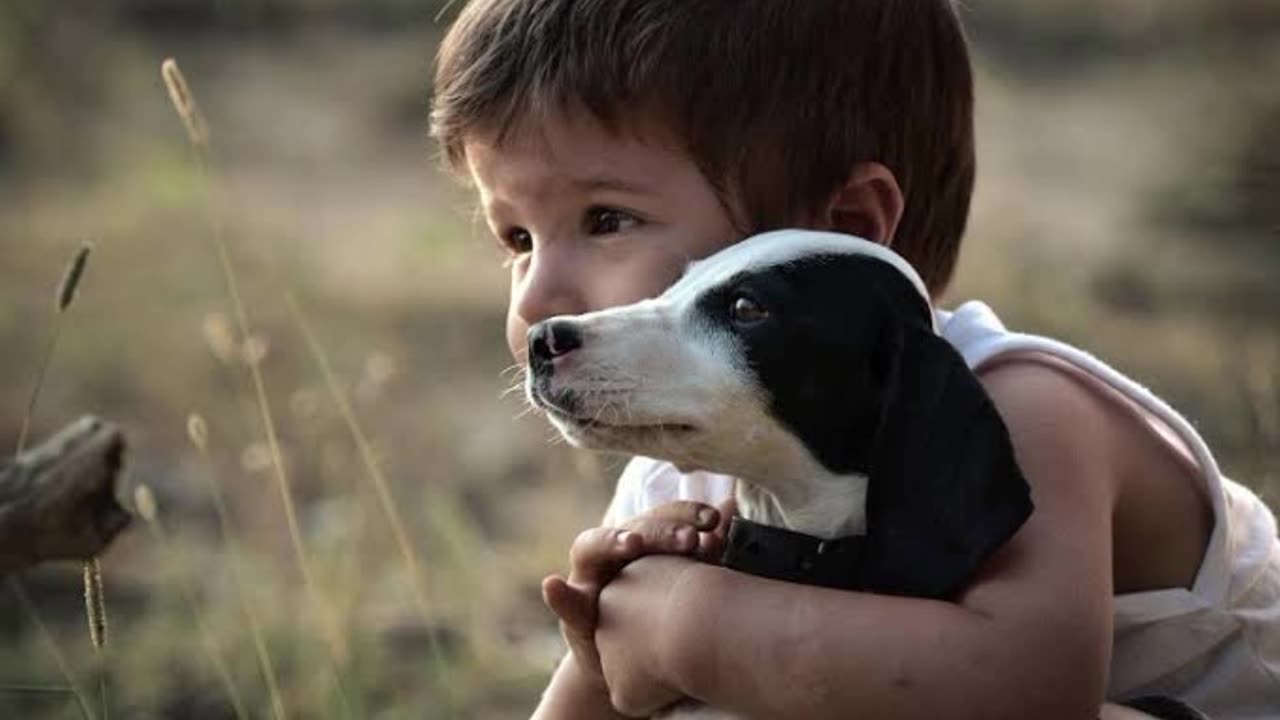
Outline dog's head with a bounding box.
[526,230,1032,598]
[525,231,929,482]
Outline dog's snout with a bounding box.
[528,320,583,364]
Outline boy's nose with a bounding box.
[528,320,583,365]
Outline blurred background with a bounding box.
[0,0,1276,717]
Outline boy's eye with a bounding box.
[500,227,533,254]
[585,207,639,235]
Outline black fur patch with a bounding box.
[696,253,1033,599]
[693,254,929,476]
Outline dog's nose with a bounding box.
[528,320,583,363]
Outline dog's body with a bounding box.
[527,230,1033,717]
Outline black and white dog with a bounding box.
[526,230,1033,715]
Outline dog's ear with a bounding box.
[862,323,1034,600]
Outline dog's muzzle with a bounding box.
[527,319,585,414]
[528,320,582,370]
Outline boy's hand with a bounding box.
[596,554,705,715]
[541,500,731,689]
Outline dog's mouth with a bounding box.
[532,386,698,436]
[528,373,700,439]
[546,407,698,435]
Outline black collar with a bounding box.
[720,516,870,592]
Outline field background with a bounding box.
[1,1,1277,717]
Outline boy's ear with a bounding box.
[824,162,904,248]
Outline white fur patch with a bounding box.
[664,230,937,332]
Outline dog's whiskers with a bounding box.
[587,394,611,427]
[499,363,528,386]
[622,394,636,425]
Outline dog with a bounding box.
[526,229,1033,716]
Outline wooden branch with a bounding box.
[0,417,131,574]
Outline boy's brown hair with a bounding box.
[431,0,975,297]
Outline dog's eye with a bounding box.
[729,295,769,325]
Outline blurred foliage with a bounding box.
[1157,100,1280,259]
[0,0,460,31]
[1096,97,1280,322]
[966,0,1280,71]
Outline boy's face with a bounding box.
[464,113,741,363]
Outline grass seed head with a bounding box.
[161,58,210,148]
[242,334,270,366]
[187,413,209,452]
[202,313,238,364]
[57,242,92,312]
[83,558,107,651]
[134,484,158,523]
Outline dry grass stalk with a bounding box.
[16,240,94,454]
[133,483,255,720]
[59,243,110,718]
[283,290,450,668]
[184,412,288,720]
[160,57,351,710]
[160,56,315,615]
[83,557,108,720]
[11,240,102,720]
[8,577,95,720]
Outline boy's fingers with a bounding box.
[621,518,703,556]
[696,528,726,561]
[567,519,701,584]
[696,497,736,561]
[568,527,642,585]
[564,502,726,587]
[542,576,607,683]
[542,575,597,632]
[627,500,720,531]
[614,501,722,556]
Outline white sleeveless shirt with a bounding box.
[603,300,1280,718]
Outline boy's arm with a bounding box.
[598,362,1119,719]
[534,502,730,718]
[532,655,631,720]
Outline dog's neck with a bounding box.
[732,471,868,540]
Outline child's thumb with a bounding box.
[541,574,596,632]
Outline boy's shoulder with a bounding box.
[975,354,1213,594]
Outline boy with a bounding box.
[431,1,1280,717]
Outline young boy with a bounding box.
[430,1,1280,718]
